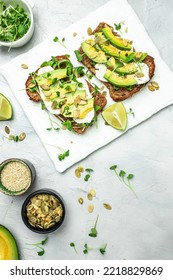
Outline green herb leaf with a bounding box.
[58,149,70,161]
[127,173,134,180]
[53,36,59,42]
[85,168,93,173]
[110,165,117,170]
[88,215,99,238]
[84,174,90,182]
[100,244,107,255]
[41,237,48,245]
[89,227,97,238]
[62,120,73,131]
[37,249,45,256]
[119,170,126,178]
[74,50,83,62]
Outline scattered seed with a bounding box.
[73,109,80,118]
[87,27,92,36]
[18,132,26,141]
[41,84,50,91]
[5,126,10,134]
[51,101,58,110]
[90,189,96,197]
[125,27,128,33]
[75,165,84,178]
[103,203,112,210]
[78,197,84,205]
[73,32,77,37]
[29,82,36,89]
[135,72,144,78]
[87,193,93,201]
[151,81,159,89]
[75,169,81,178]
[21,64,28,69]
[88,204,94,213]
[148,85,156,92]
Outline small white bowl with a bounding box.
[0,0,34,48]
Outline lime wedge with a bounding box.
[0,93,13,121]
[102,102,127,130]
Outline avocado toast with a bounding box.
[25,55,107,134]
[78,22,155,101]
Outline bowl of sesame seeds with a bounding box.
[0,158,36,195]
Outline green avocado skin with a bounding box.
[0,225,19,260]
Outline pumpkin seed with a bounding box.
[87,193,93,201]
[5,125,10,134]
[51,101,58,110]
[151,81,159,89]
[90,189,96,197]
[148,85,155,92]
[18,132,26,141]
[88,204,94,213]
[29,82,36,89]
[103,203,112,210]
[78,197,84,205]
[73,108,80,118]
[21,64,28,69]
[135,72,144,78]
[41,84,50,91]
[87,27,92,36]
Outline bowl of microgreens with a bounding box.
[0,0,34,48]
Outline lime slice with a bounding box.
[0,93,13,121]
[102,102,127,130]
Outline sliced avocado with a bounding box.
[81,41,107,63]
[100,44,130,60]
[107,57,116,68]
[114,62,138,75]
[104,70,137,87]
[36,69,67,86]
[46,83,77,100]
[106,58,137,75]
[102,26,132,51]
[0,225,19,260]
[62,98,94,119]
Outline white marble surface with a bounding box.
[0,0,173,260]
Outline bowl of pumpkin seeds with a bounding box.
[21,189,65,233]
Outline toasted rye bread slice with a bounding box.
[78,22,155,102]
[25,55,107,134]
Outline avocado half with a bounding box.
[0,225,19,260]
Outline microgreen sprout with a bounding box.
[83,243,93,254]
[84,168,93,182]
[100,243,107,255]
[53,36,66,48]
[114,21,124,33]
[46,114,61,131]
[70,242,77,253]
[58,148,70,161]
[88,215,99,238]
[127,108,135,118]
[26,237,48,256]
[110,165,137,197]
[62,120,73,131]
